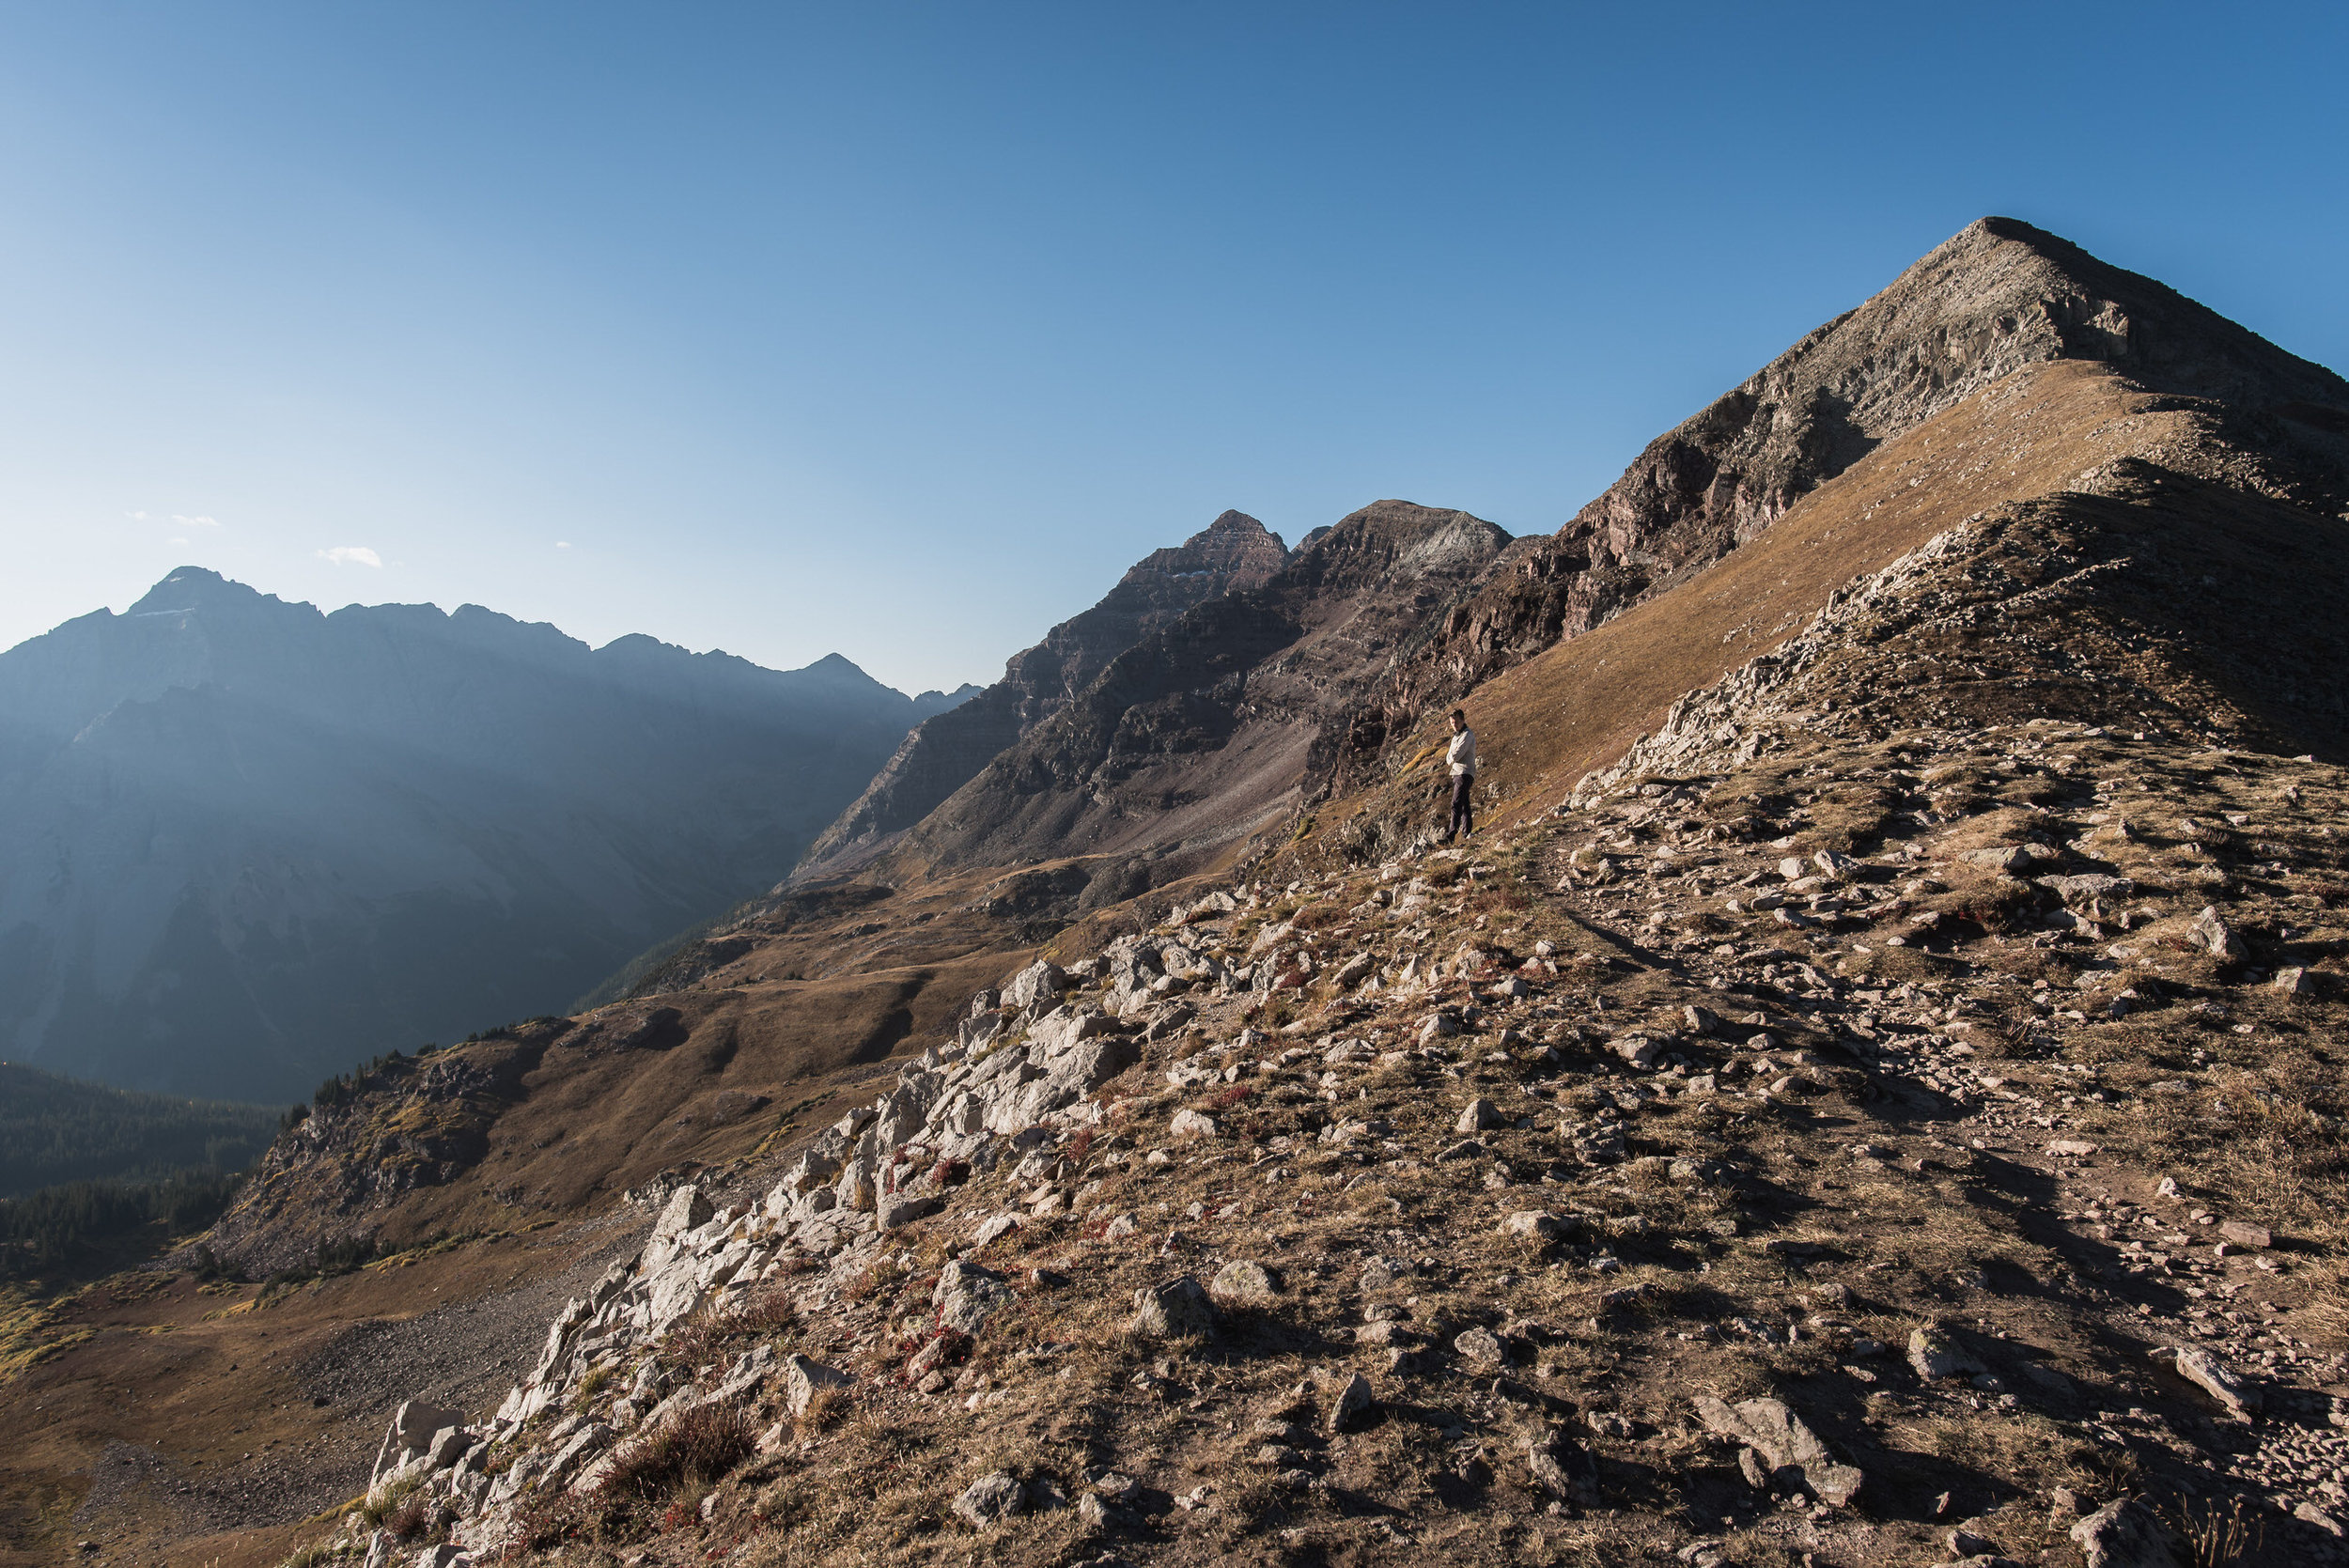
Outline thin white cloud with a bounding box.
[555,540,572,550]
[318,546,383,568]
[127,510,150,521]
[172,514,220,528]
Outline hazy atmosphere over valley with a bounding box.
[3,8,2348,1568]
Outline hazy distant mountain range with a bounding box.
[0,568,972,1102]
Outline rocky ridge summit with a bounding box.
[799,510,1290,877]
[0,571,963,1100]
[1320,215,2349,802]
[16,220,2349,1568]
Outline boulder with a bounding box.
[1170,1109,1221,1140]
[934,1261,1012,1335]
[878,1195,940,1231]
[1525,1426,1597,1502]
[653,1185,714,1241]
[1327,1372,1376,1432]
[1908,1325,1986,1381]
[371,1399,466,1487]
[1208,1260,1279,1305]
[1002,959,1068,1012]
[645,1260,706,1331]
[1689,1394,1863,1507]
[784,1354,849,1418]
[541,1422,613,1490]
[1453,1327,1505,1373]
[954,1470,1027,1529]
[2167,1345,2259,1419]
[1027,1008,1115,1057]
[1455,1098,1501,1133]
[1132,1276,1218,1338]
[2069,1497,2186,1568]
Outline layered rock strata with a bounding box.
[801,511,1288,875]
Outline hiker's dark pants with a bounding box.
[1446,772,1474,841]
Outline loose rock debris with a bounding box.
[267,697,2349,1567]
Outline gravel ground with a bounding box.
[67,1213,646,1560]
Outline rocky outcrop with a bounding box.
[1329,216,2349,796]
[199,1025,560,1277]
[800,511,1288,875]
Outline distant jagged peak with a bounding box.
[127,566,297,619]
[1118,508,1288,587]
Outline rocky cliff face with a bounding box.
[1330,216,2349,797]
[799,511,1289,875]
[891,501,1508,892]
[0,571,955,1101]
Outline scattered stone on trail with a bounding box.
[1525,1425,1597,1502]
[2217,1219,2271,1250]
[2163,1345,2259,1420]
[1455,1097,1501,1133]
[1501,1210,1569,1241]
[1452,1327,1504,1373]
[1908,1325,1986,1381]
[2188,905,2245,960]
[1688,1394,1863,1507]
[1327,1372,1376,1432]
[1610,1034,1661,1068]
[1132,1276,1218,1338]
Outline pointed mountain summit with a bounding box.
[798,510,1289,874]
[1338,216,2349,790]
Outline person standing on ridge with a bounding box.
[1439,707,1476,844]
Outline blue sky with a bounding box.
[0,3,2342,693]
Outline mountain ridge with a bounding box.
[1321,214,2349,802]
[0,570,962,1101]
[798,509,1290,877]
[15,217,2349,1568]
